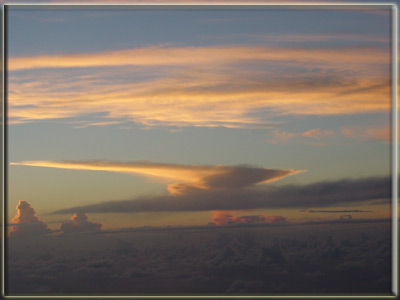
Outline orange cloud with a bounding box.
[72,121,124,128]
[10,160,306,195]
[9,200,51,237]
[8,75,390,127]
[269,128,335,144]
[8,44,390,128]
[211,211,236,225]
[8,45,388,71]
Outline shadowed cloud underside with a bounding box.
[50,176,391,214]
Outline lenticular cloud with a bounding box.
[10,200,51,237]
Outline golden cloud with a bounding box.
[8,45,388,71]
[8,45,391,128]
[10,160,306,195]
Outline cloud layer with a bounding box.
[51,176,391,214]
[11,160,304,195]
[7,218,391,294]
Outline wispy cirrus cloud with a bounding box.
[8,45,391,128]
[341,125,396,143]
[8,45,388,71]
[72,121,124,129]
[10,160,305,195]
[268,128,335,144]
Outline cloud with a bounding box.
[8,45,388,71]
[60,213,103,234]
[10,160,305,195]
[341,125,396,143]
[72,121,123,128]
[51,176,391,214]
[8,44,390,128]
[301,129,334,138]
[211,211,235,225]
[268,128,335,144]
[211,211,287,226]
[9,200,51,237]
[7,218,391,294]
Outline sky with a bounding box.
[6,5,394,231]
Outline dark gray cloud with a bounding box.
[52,176,391,214]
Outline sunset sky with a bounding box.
[6,5,394,230]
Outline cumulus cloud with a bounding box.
[211,211,287,226]
[9,200,51,237]
[51,176,391,214]
[60,213,103,234]
[11,160,304,195]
